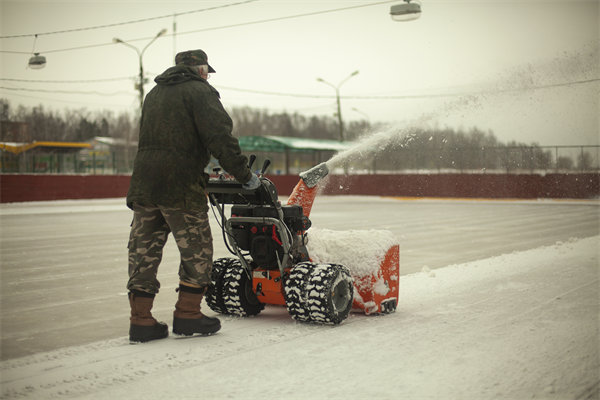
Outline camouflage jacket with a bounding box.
[127,65,251,211]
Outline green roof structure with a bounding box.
[238,135,352,153]
[236,135,352,174]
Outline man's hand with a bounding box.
[242,173,261,190]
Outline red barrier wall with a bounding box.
[1,173,598,203]
[0,175,131,203]
[312,174,600,199]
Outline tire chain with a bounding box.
[285,262,353,324]
[284,262,315,322]
[221,260,264,317]
[222,263,247,316]
[306,263,351,324]
[206,257,235,315]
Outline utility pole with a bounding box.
[316,70,359,142]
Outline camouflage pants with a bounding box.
[127,203,213,294]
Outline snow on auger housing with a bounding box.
[205,155,399,324]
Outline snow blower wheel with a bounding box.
[206,257,264,316]
[285,262,353,324]
[206,257,232,314]
[222,259,264,316]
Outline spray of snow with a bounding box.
[322,46,599,176]
[486,43,599,93]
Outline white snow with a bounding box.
[306,227,398,277]
[1,235,598,400]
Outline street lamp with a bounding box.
[316,70,359,142]
[27,34,46,69]
[113,28,167,111]
[28,53,46,69]
[390,0,422,22]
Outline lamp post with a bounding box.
[317,70,359,142]
[113,28,167,111]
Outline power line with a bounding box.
[0,86,132,96]
[216,85,332,99]
[216,77,600,99]
[0,90,139,109]
[3,77,595,101]
[177,1,396,36]
[1,42,114,55]
[0,0,259,39]
[0,77,133,84]
[0,1,396,55]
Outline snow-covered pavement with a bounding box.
[1,196,599,399]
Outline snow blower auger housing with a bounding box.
[289,162,400,316]
[205,156,355,324]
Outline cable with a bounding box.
[176,1,396,36]
[0,89,137,108]
[0,77,133,83]
[0,86,132,96]
[216,85,332,99]
[1,41,115,55]
[0,0,259,39]
[217,77,600,99]
[3,77,596,103]
[209,197,245,257]
[0,1,396,55]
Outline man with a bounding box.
[126,49,260,343]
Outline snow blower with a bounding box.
[205,156,399,324]
[288,162,400,315]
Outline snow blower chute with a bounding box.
[205,156,399,325]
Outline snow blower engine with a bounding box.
[205,155,399,324]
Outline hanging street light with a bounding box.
[316,70,360,142]
[27,34,46,69]
[113,28,167,111]
[28,53,46,69]
[390,0,422,22]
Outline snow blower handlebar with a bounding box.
[206,155,278,207]
[206,157,308,279]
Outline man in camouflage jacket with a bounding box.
[126,49,259,342]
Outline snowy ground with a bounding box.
[1,196,599,399]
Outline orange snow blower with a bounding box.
[205,156,399,324]
[288,162,400,315]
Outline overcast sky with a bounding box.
[1,0,598,146]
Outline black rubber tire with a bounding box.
[284,262,315,322]
[306,263,354,324]
[285,262,353,325]
[222,260,264,317]
[206,257,236,315]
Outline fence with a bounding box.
[358,145,600,174]
[1,145,598,175]
[0,149,134,174]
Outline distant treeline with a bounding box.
[0,100,368,143]
[1,99,595,172]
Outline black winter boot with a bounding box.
[173,285,221,336]
[129,290,169,343]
